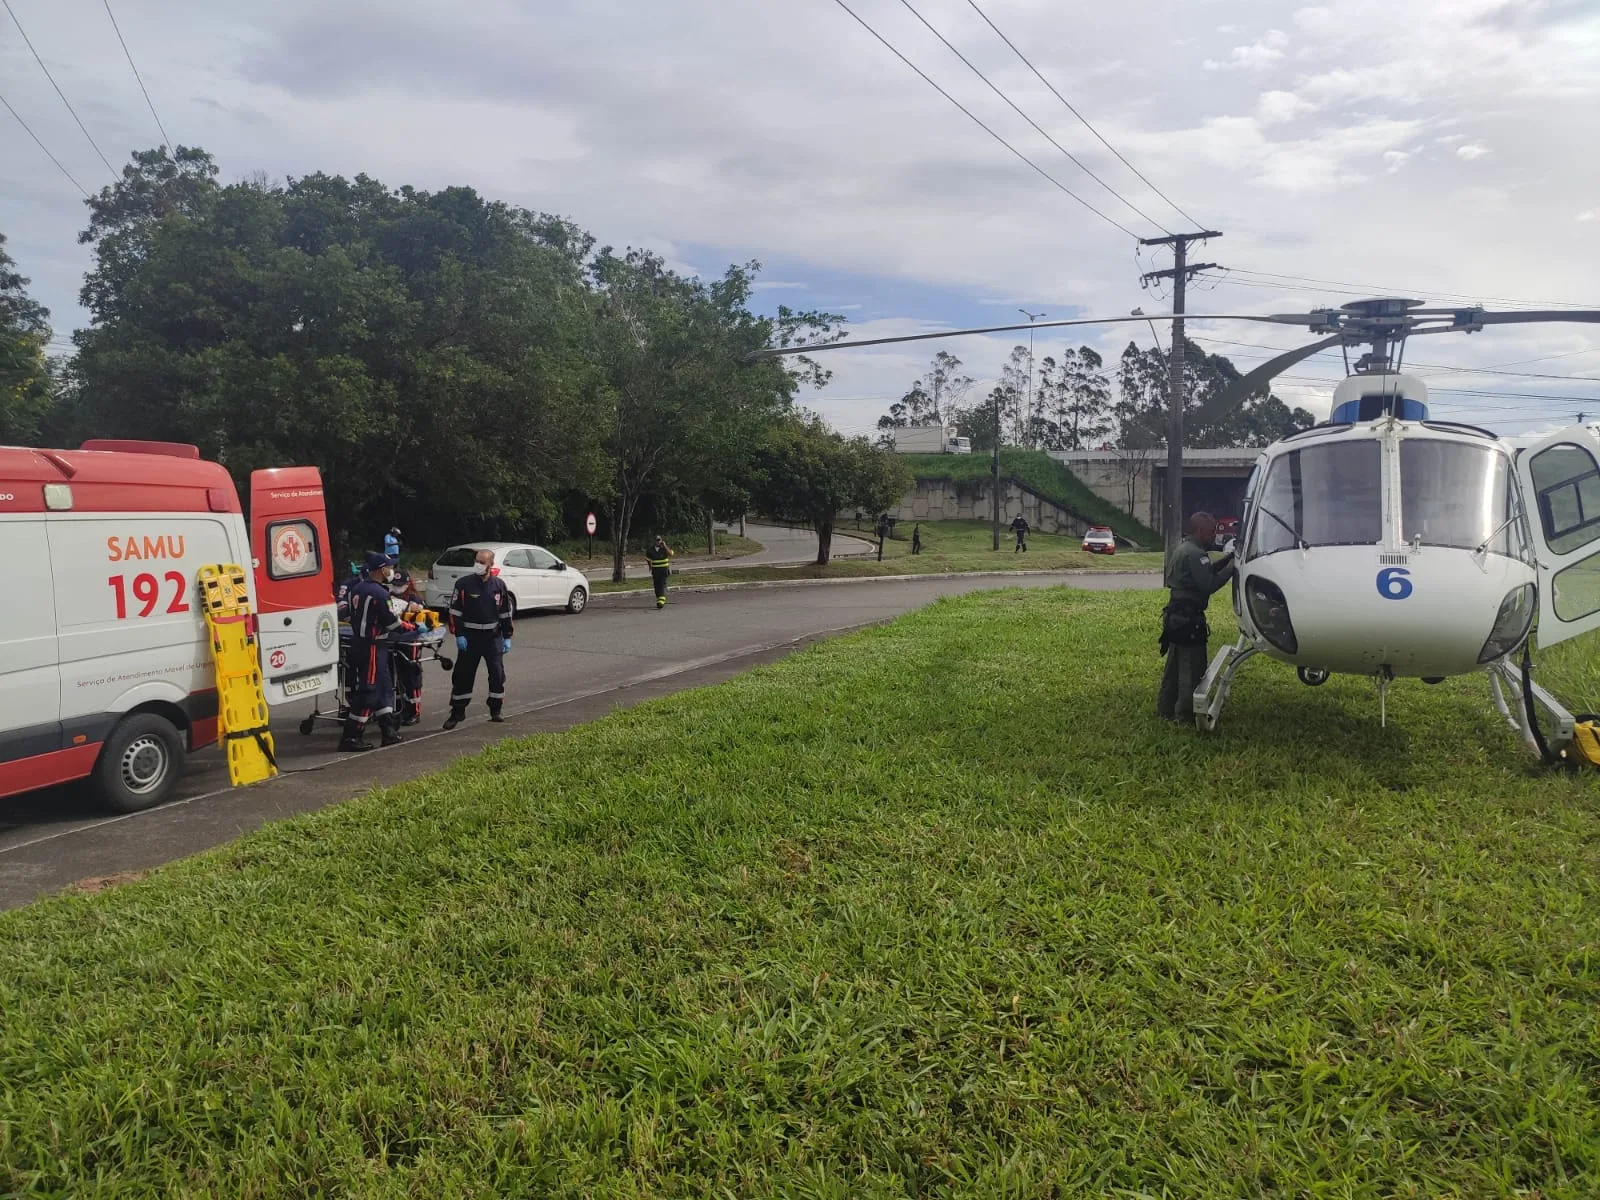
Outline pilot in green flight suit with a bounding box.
[1158,511,1236,723]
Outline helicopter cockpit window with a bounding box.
[1528,443,1600,555]
[1399,441,1515,554]
[1249,441,1382,557]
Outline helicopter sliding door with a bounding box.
[1516,426,1600,649]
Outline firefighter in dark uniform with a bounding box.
[444,548,514,728]
[1010,513,1030,552]
[647,536,674,610]
[1157,511,1236,723]
[342,551,408,751]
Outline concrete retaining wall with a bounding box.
[882,478,1093,536]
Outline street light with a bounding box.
[1131,307,1163,352]
[1019,308,1046,449]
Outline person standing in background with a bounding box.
[647,536,674,609]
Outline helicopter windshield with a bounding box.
[1250,440,1382,556]
[1399,440,1516,554]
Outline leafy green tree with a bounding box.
[1113,339,1312,450]
[66,147,608,554]
[589,249,838,580]
[875,350,972,443]
[752,413,911,564]
[1056,346,1113,450]
[0,233,54,444]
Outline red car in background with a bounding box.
[1215,516,1239,548]
[1081,526,1116,555]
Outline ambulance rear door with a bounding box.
[250,468,338,706]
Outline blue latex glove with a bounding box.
[456,634,468,652]
[500,638,512,654]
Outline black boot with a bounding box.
[488,701,505,724]
[443,706,464,731]
[338,719,373,752]
[379,715,403,747]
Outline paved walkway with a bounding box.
[677,522,876,570]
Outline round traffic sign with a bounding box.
[585,512,597,536]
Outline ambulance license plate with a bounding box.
[279,673,325,697]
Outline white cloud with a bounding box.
[750,280,808,291]
[1579,210,1598,222]
[1383,149,1412,173]
[1456,141,1491,160]
[1257,89,1315,125]
[1205,29,1289,71]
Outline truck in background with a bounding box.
[0,440,338,811]
[890,425,971,454]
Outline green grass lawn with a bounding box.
[593,521,1164,593]
[4,589,1600,1197]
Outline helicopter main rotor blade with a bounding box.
[754,311,1320,358]
[1452,309,1600,329]
[1192,334,1346,427]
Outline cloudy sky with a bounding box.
[4,0,1598,435]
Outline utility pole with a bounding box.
[991,384,1001,550]
[1139,231,1222,551]
[1019,308,1046,449]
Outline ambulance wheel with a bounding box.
[95,713,183,813]
[1297,667,1330,687]
[299,716,317,735]
[566,586,588,614]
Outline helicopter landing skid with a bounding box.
[1194,638,1258,732]
[1487,660,1576,759]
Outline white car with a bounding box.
[423,542,589,615]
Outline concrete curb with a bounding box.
[590,567,1161,601]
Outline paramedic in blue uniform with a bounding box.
[445,548,514,728]
[341,552,408,751]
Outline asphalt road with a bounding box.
[0,571,1159,910]
[645,522,874,574]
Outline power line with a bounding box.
[826,0,1139,239]
[0,88,88,196]
[1222,266,1593,311]
[1482,347,1600,370]
[963,0,1205,230]
[101,0,169,153]
[892,0,1170,235]
[2,0,116,177]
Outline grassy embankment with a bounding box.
[3,587,1598,1196]
[592,520,1164,593]
[899,448,1163,548]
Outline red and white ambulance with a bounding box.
[0,439,339,811]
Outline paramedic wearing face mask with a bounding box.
[444,548,515,729]
[342,552,408,751]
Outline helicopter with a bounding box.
[761,296,1600,759]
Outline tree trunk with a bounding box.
[815,521,833,566]
[611,525,627,583]
[706,510,715,557]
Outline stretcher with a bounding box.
[296,622,453,736]
[196,563,277,786]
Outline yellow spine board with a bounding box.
[196,564,278,787]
